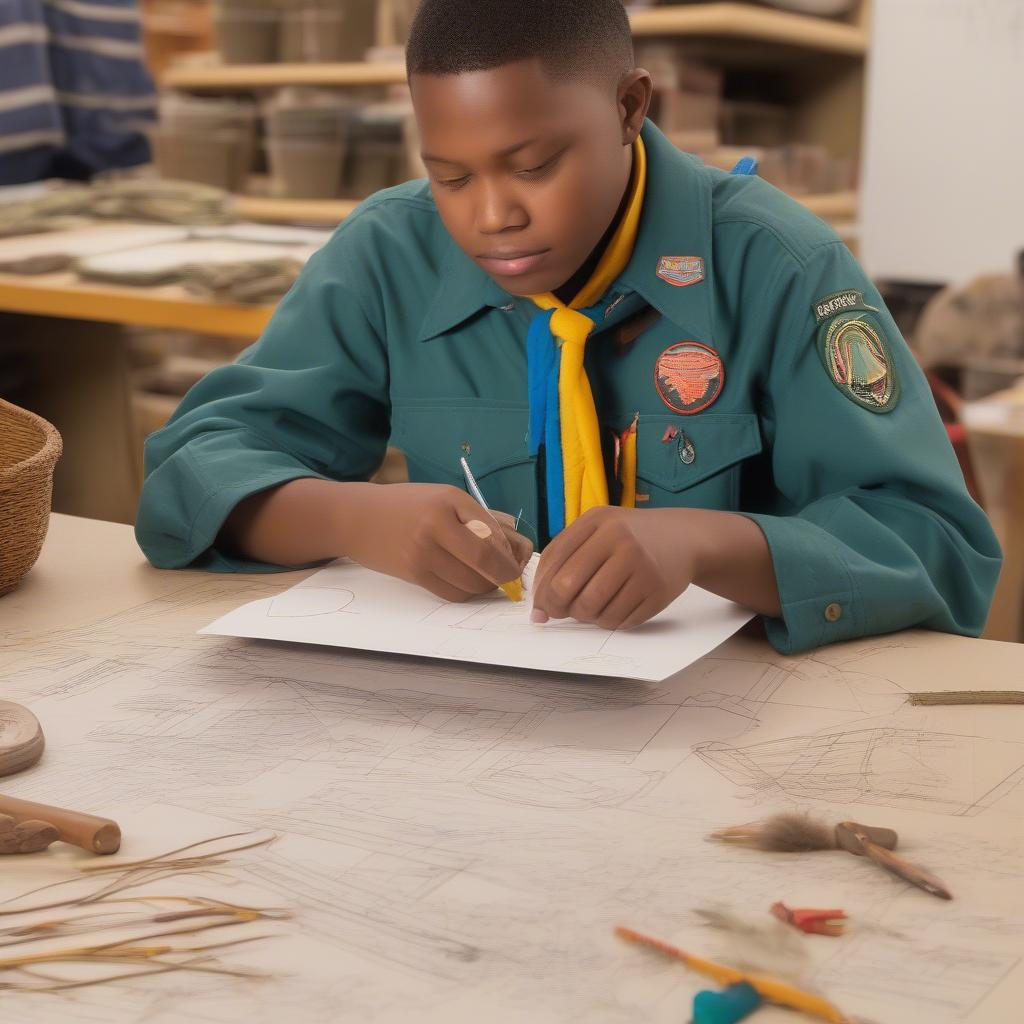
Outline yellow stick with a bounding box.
[615,926,853,1024]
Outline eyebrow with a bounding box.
[421,136,540,166]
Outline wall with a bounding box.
[861,0,1024,284]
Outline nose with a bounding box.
[476,179,528,235]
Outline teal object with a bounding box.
[136,118,1002,655]
[693,982,763,1024]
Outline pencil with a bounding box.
[459,457,524,602]
[615,926,852,1024]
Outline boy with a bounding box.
[137,0,1001,654]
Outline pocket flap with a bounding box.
[636,413,763,492]
[391,400,532,483]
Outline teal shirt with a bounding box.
[136,121,1001,654]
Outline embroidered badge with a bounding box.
[818,312,900,413]
[656,255,705,289]
[812,289,877,324]
[654,341,724,415]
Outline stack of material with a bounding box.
[280,0,377,63]
[634,44,723,153]
[633,39,855,195]
[212,0,282,63]
[212,0,377,64]
[698,144,856,195]
[181,258,304,304]
[264,90,355,199]
[151,96,258,193]
[0,180,234,240]
[345,102,412,198]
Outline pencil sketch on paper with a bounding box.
[1,572,1023,1024]
[199,555,756,681]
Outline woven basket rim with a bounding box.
[0,398,62,484]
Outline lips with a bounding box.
[476,249,550,278]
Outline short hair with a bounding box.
[406,0,635,84]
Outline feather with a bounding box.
[710,813,837,853]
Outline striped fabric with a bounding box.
[0,0,156,184]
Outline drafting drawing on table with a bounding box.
[3,571,1024,1023]
[695,727,1024,817]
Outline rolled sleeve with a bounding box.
[135,229,390,572]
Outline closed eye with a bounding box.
[516,149,566,181]
[437,173,472,191]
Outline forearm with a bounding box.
[219,478,374,567]
[686,509,782,618]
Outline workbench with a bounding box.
[1,514,1021,1023]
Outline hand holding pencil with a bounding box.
[343,482,532,604]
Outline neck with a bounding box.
[552,149,636,306]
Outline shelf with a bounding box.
[232,188,857,229]
[0,271,272,338]
[232,195,359,224]
[163,61,407,91]
[629,3,867,56]
[163,4,866,91]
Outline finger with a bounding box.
[566,552,635,625]
[499,522,534,571]
[619,595,669,631]
[415,569,478,604]
[595,577,649,631]
[440,505,522,586]
[533,512,604,599]
[425,542,501,598]
[534,529,615,621]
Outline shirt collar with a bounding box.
[616,119,715,342]
[417,119,715,344]
[417,233,509,342]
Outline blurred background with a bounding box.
[0,0,1022,639]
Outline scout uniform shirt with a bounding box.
[136,120,1002,655]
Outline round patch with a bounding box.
[654,342,724,415]
[819,313,899,413]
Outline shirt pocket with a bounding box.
[634,413,763,511]
[390,399,539,544]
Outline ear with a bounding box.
[617,69,654,145]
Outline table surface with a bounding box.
[0,270,273,338]
[2,514,1023,1023]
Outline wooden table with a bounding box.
[0,270,273,338]
[966,386,1024,643]
[1,514,1023,1023]
[0,268,274,525]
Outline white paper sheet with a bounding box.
[199,556,755,682]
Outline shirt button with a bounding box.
[824,603,844,623]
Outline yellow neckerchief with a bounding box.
[529,135,647,528]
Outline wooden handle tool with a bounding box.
[0,794,121,855]
[835,821,951,901]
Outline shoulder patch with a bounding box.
[818,312,899,413]
[812,289,877,324]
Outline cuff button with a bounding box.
[824,602,844,623]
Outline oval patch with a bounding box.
[654,342,724,415]
[819,313,899,413]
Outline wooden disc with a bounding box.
[0,701,44,778]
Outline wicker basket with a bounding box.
[0,399,62,596]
